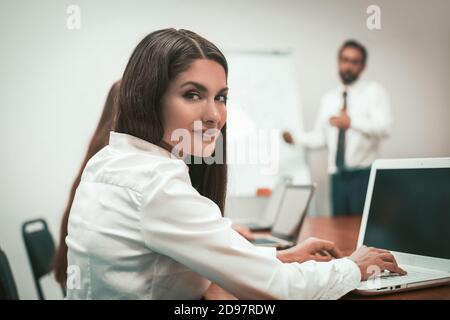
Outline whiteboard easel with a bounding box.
[225,51,311,196]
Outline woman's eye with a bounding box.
[216,95,228,104]
[184,92,201,101]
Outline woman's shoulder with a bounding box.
[81,144,190,194]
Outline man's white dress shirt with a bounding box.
[295,81,392,173]
[66,131,361,299]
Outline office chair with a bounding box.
[0,247,19,300]
[22,218,64,300]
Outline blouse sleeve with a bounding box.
[139,165,361,299]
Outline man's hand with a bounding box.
[276,237,343,263]
[349,246,407,281]
[232,224,255,241]
[282,131,294,145]
[330,110,351,130]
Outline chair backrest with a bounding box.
[22,219,56,299]
[0,247,19,300]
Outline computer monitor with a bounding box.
[271,185,315,241]
[362,167,450,260]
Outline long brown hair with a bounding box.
[116,28,228,213]
[53,80,120,287]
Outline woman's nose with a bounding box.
[203,100,221,126]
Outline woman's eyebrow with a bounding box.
[180,81,228,94]
[219,87,229,94]
[180,81,208,92]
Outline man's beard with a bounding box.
[339,70,359,85]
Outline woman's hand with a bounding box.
[276,237,343,263]
[348,245,407,281]
[232,224,255,241]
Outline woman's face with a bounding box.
[161,59,228,158]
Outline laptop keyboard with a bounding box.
[359,267,449,289]
[381,269,437,283]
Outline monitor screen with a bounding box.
[272,186,312,237]
[363,168,450,259]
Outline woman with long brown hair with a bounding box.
[54,79,253,288]
[64,28,403,299]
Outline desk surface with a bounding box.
[205,216,450,300]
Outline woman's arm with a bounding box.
[139,168,361,300]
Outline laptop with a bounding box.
[251,184,315,250]
[355,157,450,295]
[232,179,288,231]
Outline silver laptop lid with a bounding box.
[271,184,315,241]
[357,158,450,271]
[261,178,288,224]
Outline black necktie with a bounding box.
[335,91,347,171]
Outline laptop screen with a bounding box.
[363,168,450,259]
[271,186,312,237]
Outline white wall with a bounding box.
[0,0,449,299]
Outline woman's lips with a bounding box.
[193,129,218,142]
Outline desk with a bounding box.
[205,216,450,300]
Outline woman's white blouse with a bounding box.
[66,132,361,300]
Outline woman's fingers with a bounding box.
[375,251,404,273]
[313,239,343,258]
[378,252,396,263]
[378,253,407,275]
[382,261,407,275]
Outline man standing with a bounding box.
[283,40,392,215]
